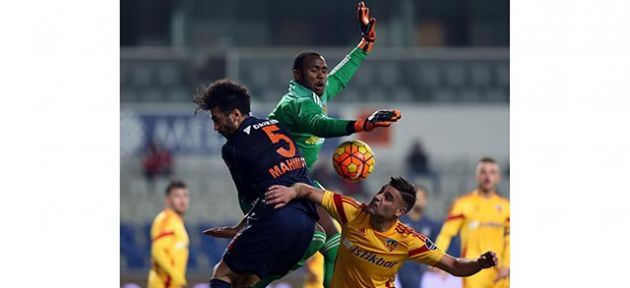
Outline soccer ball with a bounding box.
[332,140,375,182]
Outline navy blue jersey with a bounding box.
[222,116,318,219]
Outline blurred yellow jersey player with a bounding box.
[148,180,190,288]
[436,157,510,288]
[265,176,500,288]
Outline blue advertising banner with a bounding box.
[121,108,340,157]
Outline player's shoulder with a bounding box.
[233,116,279,137]
[153,210,169,222]
[152,210,173,230]
[393,222,428,244]
[494,193,510,204]
[453,191,477,203]
[327,191,364,209]
[340,193,363,208]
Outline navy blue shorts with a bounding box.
[222,204,316,280]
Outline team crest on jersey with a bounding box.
[425,238,438,250]
[496,204,503,212]
[385,238,398,252]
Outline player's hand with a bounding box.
[265,185,298,209]
[354,109,401,132]
[357,1,376,52]
[202,226,239,239]
[495,266,510,282]
[477,251,498,269]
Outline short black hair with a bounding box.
[166,180,187,196]
[389,176,416,213]
[293,51,322,71]
[193,78,251,116]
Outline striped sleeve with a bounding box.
[321,191,363,225]
[324,47,367,102]
[151,213,175,242]
[407,230,445,266]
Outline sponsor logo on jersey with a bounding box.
[425,238,438,250]
[252,119,279,130]
[243,125,251,135]
[175,242,187,249]
[305,136,325,145]
[469,220,503,229]
[385,238,398,252]
[344,238,398,269]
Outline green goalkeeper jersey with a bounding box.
[269,47,367,169]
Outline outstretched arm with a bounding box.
[294,99,401,137]
[434,251,498,277]
[265,183,324,209]
[202,214,247,239]
[265,183,325,208]
[324,1,376,101]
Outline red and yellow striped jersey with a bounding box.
[321,191,445,288]
[147,208,189,288]
[435,190,510,288]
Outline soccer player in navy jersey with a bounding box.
[194,78,320,288]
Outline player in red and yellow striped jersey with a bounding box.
[436,157,510,288]
[148,181,190,288]
[266,176,499,288]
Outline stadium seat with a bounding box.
[120,223,147,269]
[443,63,467,88]
[132,64,154,87]
[416,63,441,88]
[377,62,401,87]
[251,64,272,87]
[458,87,481,102]
[495,62,509,87]
[157,62,181,86]
[470,62,492,87]
[432,88,456,102]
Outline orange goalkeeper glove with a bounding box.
[354,110,401,133]
[357,1,376,53]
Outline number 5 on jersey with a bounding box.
[262,125,296,158]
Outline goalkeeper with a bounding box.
[268,1,401,287]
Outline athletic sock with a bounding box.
[321,232,341,288]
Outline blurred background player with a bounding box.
[148,180,190,288]
[265,177,499,288]
[435,157,510,288]
[194,79,320,288]
[268,2,401,287]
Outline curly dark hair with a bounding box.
[389,176,416,213]
[193,78,251,116]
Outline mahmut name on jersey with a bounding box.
[268,156,308,179]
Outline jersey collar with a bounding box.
[226,116,256,140]
[289,80,317,98]
[472,189,498,199]
[165,207,183,221]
